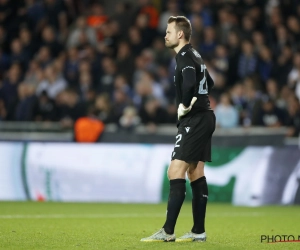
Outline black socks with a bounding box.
[163,179,186,234]
[191,176,208,234]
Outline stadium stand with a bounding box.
[0,0,299,138]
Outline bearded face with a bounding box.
[165,22,180,49]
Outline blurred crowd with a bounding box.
[0,0,300,136]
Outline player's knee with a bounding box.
[167,167,185,180]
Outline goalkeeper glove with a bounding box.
[177,97,197,120]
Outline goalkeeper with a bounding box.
[141,16,215,242]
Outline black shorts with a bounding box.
[171,110,215,162]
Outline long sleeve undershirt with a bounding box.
[182,67,196,107]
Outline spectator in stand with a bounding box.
[119,105,141,131]
[240,15,256,41]
[215,92,239,128]
[0,63,22,120]
[78,71,93,102]
[19,27,37,60]
[43,0,68,32]
[32,90,57,121]
[110,88,130,124]
[242,77,262,126]
[230,83,246,124]
[128,26,144,56]
[0,98,7,121]
[265,79,282,107]
[271,44,293,88]
[15,83,36,121]
[67,16,97,49]
[10,38,30,71]
[226,31,241,85]
[0,0,300,137]
[57,88,87,128]
[216,7,238,44]
[288,52,300,101]
[286,16,300,46]
[139,96,169,132]
[23,60,43,87]
[213,44,229,76]
[35,46,52,68]
[135,13,157,48]
[112,2,133,40]
[253,97,286,127]
[36,64,67,100]
[116,41,135,85]
[114,74,133,99]
[187,0,213,28]
[152,37,172,67]
[40,26,64,58]
[97,57,117,95]
[94,93,113,124]
[237,40,258,80]
[199,26,217,60]
[158,0,181,35]
[64,47,79,87]
[286,95,300,137]
[258,45,273,84]
[252,30,266,55]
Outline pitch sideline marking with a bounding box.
[0,212,264,219]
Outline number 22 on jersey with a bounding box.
[198,64,208,95]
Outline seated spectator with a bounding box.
[288,52,300,101]
[57,89,87,128]
[35,46,53,68]
[139,97,169,128]
[253,97,286,127]
[199,26,217,60]
[36,64,67,99]
[258,45,273,84]
[64,47,79,87]
[237,40,258,80]
[40,26,64,58]
[0,63,22,120]
[116,41,135,84]
[97,56,117,95]
[78,72,93,101]
[23,60,44,87]
[67,16,97,49]
[94,93,113,124]
[119,106,141,131]
[215,93,239,128]
[0,98,7,121]
[15,83,36,121]
[285,95,300,137]
[10,38,30,71]
[32,90,57,121]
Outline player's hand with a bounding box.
[177,97,197,120]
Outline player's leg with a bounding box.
[189,162,208,237]
[162,159,196,234]
[176,161,208,242]
[176,111,215,242]
[140,159,192,242]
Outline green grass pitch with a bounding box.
[0,202,299,250]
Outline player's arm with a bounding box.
[181,66,196,107]
[206,70,214,94]
[177,58,197,119]
[180,55,198,107]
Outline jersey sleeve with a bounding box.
[180,56,196,107]
[206,70,214,94]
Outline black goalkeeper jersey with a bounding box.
[174,44,214,117]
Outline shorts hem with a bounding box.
[172,156,211,163]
